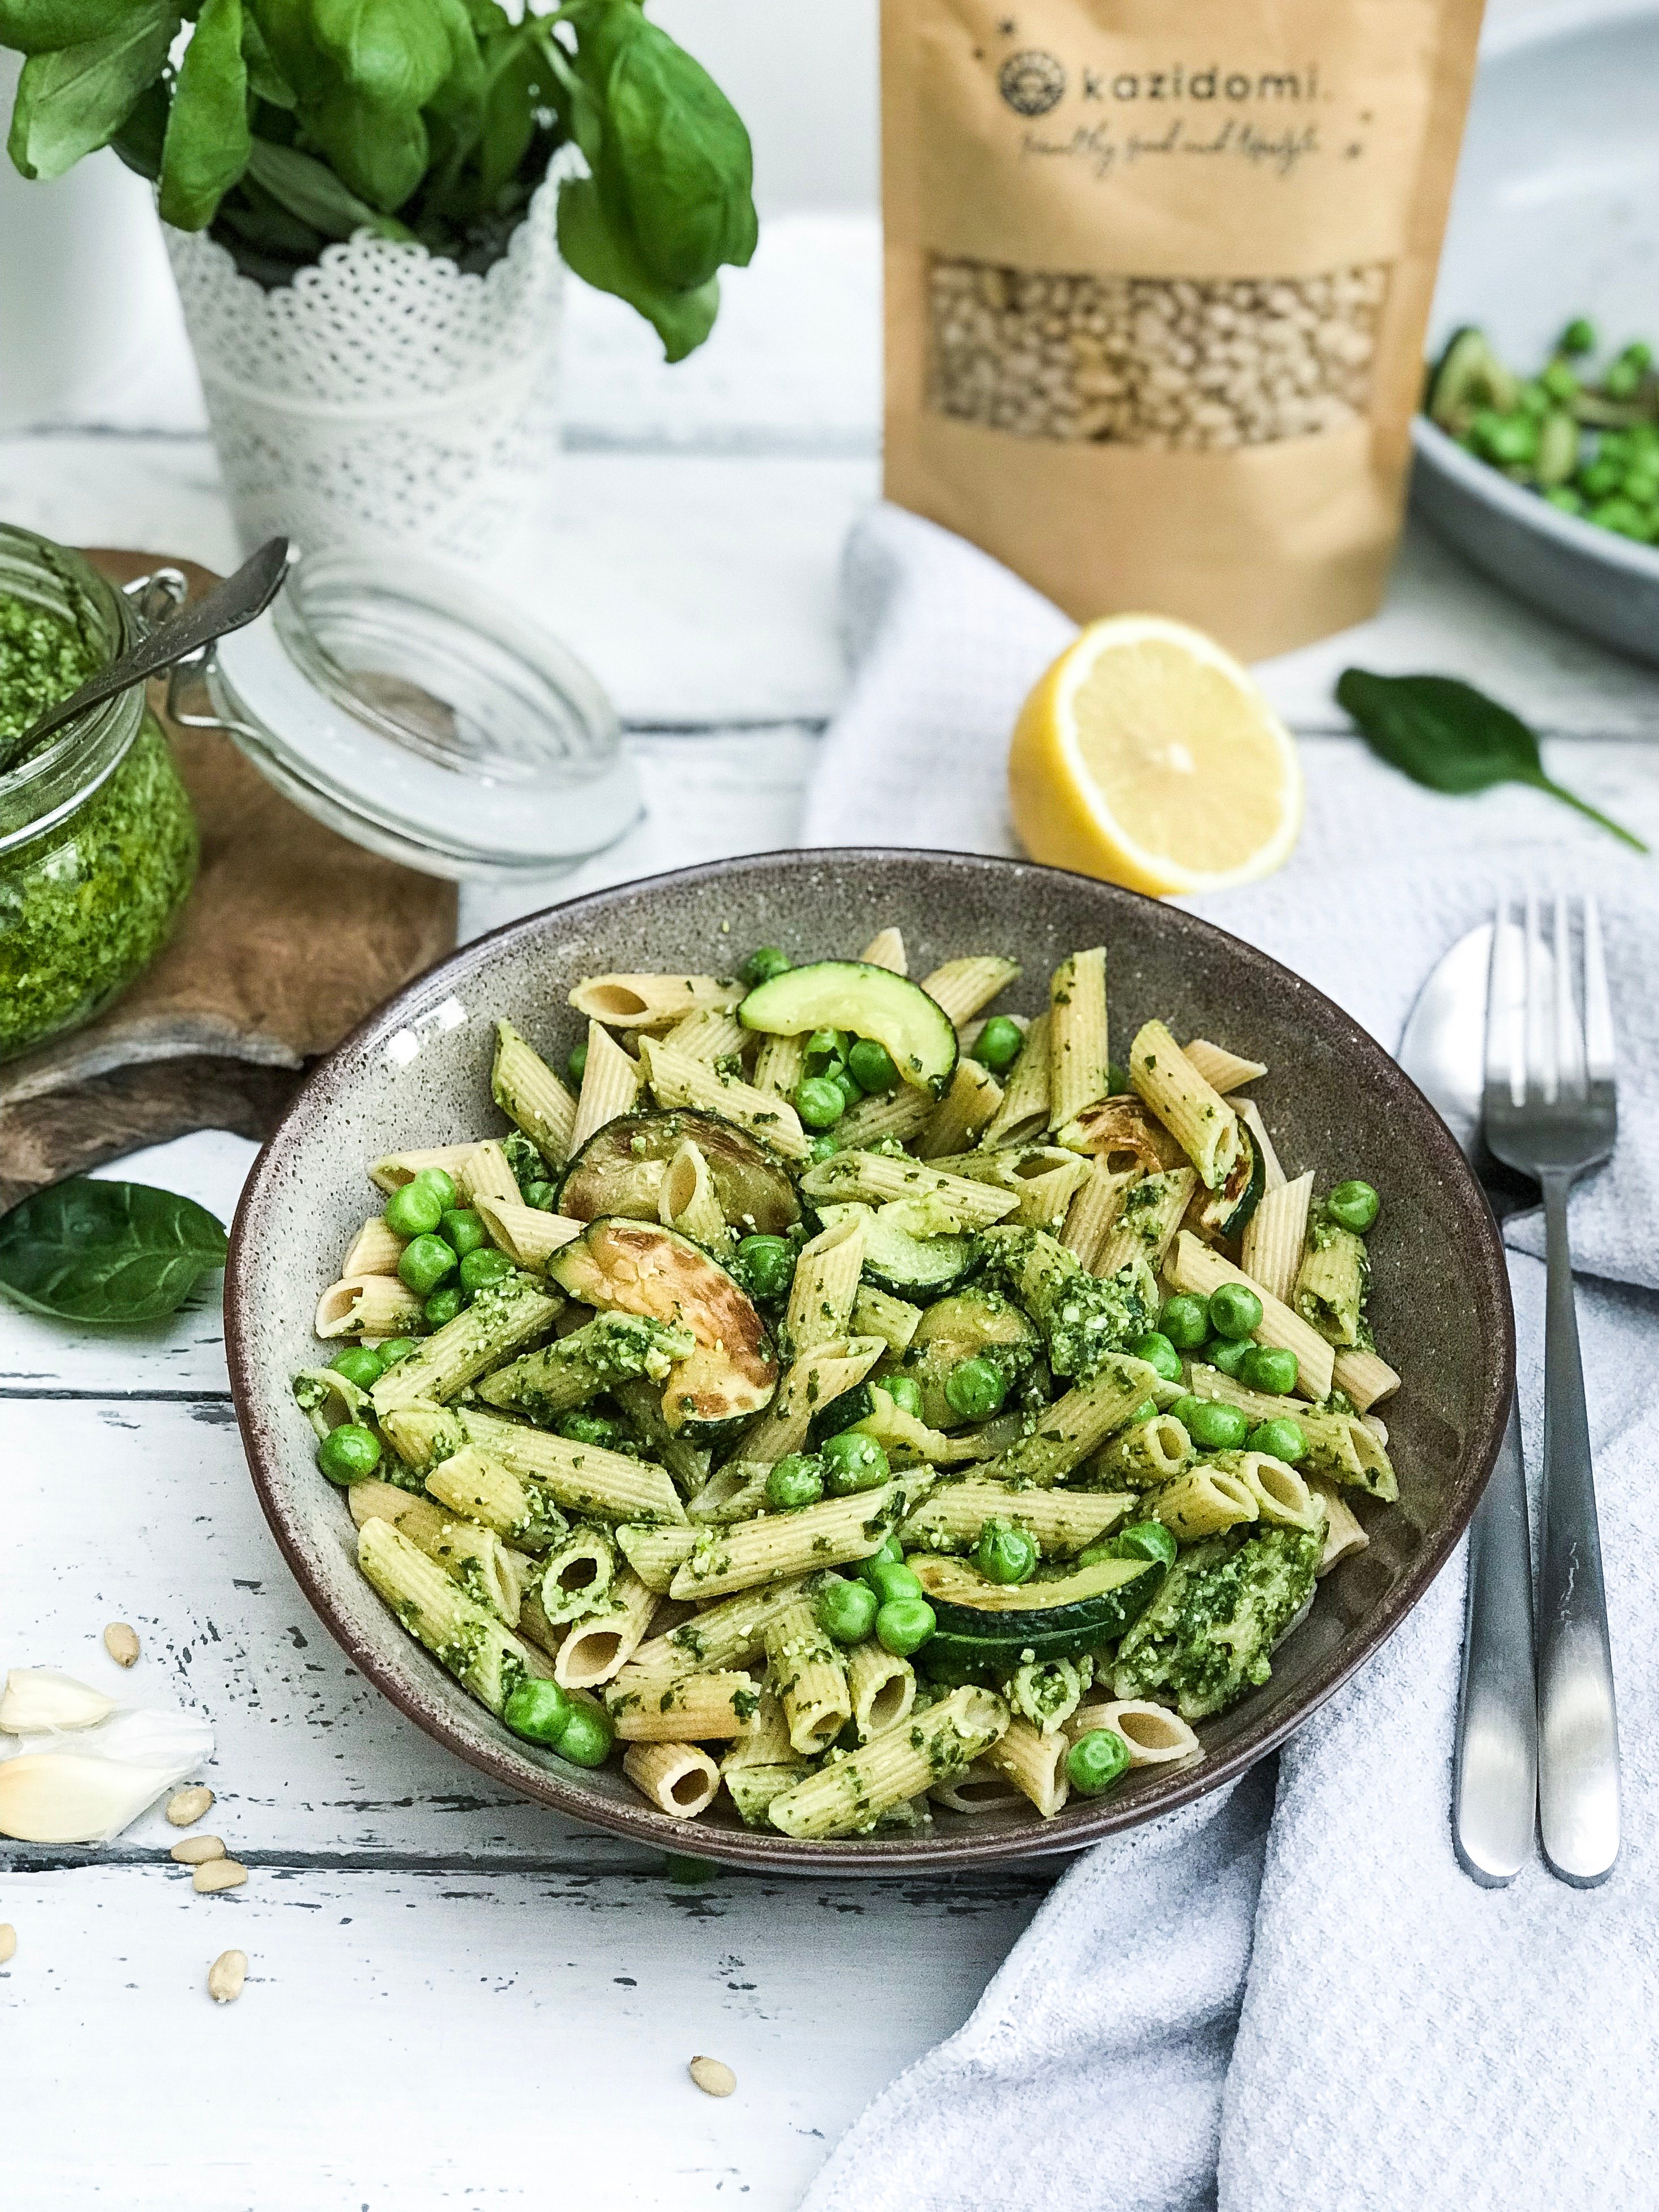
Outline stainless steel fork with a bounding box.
[1483,893,1621,1886]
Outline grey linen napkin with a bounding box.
[799,505,1659,2212]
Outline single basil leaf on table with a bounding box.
[158,0,252,231]
[6,0,177,180]
[1335,668,1648,852]
[0,1180,230,1325]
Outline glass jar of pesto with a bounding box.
[0,526,197,1062]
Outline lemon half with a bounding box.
[1009,615,1303,896]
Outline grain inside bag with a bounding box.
[882,0,1486,658]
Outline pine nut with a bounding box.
[166,1785,215,1828]
[193,1858,248,1894]
[927,256,1386,449]
[689,2055,736,2098]
[171,1834,226,1866]
[0,1924,15,1965]
[207,1949,247,2003]
[103,1622,140,1668]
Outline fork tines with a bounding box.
[1485,892,1615,1112]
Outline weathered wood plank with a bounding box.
[0,1861,1043,2208]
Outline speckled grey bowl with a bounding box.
[226,851,1513,1872]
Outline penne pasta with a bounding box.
[764,1599,852,1755]
[1127,1020,1242,1192]
[767,1685,1009,1839]
[919,955,1021,1025]
[553,1570,659,1687]
[568,1021,643,1154]
[983,1717,1070,1818]
[916,1058,1004,1159]
[1059,1159,1137,1269]
[660,1007,748,1063]
[569,974,745,1029]
[492,1019,578,1168]
[783,1215,866,1357]
[1241,1171,1314,1307]
[357,1518,535,1716]
[1067,1699,1201,1768]
[899,1479,1135,1558]
[1048,947,1110,1132]
[369,1144,481,1195]
[1150,1465,1259,1541]
[457,1139,522,1208]
[801,1149,1018,1229]
[370,1274,562,1414]
[847,1644,917,1740]
[860,926,908,973]
[314,1274,425,1339]
[658,1138,733,1254]
[472,1196,585,1271]
[668,1484,903,1601]
[605,1667,759,1741]
[341,1215,405,1278]
[636,1035,810,1161]
[1165,1231,1335,1401]
[980,1010,1051,1146]
[1182,1040,1267,1093]
[623,1741,720,1819]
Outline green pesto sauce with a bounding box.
[0,592,95,757]
[0,713,198,1061]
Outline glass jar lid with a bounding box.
[202,549,638,881]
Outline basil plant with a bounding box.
[0,0,758,360]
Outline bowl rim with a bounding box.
[1412,415,1659,583]
[225,847,1516,1873]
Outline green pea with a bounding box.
[970,1015,1024,1073]
[1187,1399,1251,1451]
[741,945,791,987]
[424,1286,464,1329]
[1540,360,1580,404]
[974,1519,1038,1585]
[794,1074,847,1130]
[1590,496,1650,537]
[376,1337,419,1368]
[736,1233,795,1302]
[1158,1294,1210,1351]
[459,1246,515,1293]
[399,1232,458,1298]
[1167,1393,1204,1431]
[1108,1519,1178,1569]
[1580,456,1624,499]
[503,1676,572,1746]
[806,1133,838,1162]
[817,1576,878,1645]
[875,1596,935,1657]
[1125,1398,1157,1425]
[1202,1334,1251,1378]
[441,1207,488,1259]
[1514,379,1551,420]
[1559,317,1596,356]
[317,1423,381,1484]
[867,1559,923,1605]
[1326,1179,1380,1233]
[566,1040,588,1086]
[1239,1343,1299,1395]
[523,1181,558,1211]
[1067,1728,1132,1796]
[1107,1060,1131,1095]
[1246,1416,1307,1464]
[884,1372,923,1418]
[765,1453,824,1510]
[1128,1330,1181,1382]
[821,1430,890,1495]
[858,1535,905,1587]
[555,1702,614,1768]
[329,1344,383,1388]
[1544,487,1586,515]
[833,1071,864,1115]
[803,1027,850,1077]
[944,1355,1008,1422]
[1472,408,1538,466]
[847,1037,899,1094]
[1206,1282,1263,1341]
[384,1180,443,1238]
[412,1167,457,1212]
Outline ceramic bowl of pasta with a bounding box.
[226,851,1513,1869]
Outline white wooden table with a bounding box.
[5,209,1659,2210]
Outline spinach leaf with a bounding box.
[557,169,718,363]
[600,15,755,292]
[7,0,176,179]
[0,1179,229,1326]
[159,0,251,230]
[246,135,411,239]
[1336,668,1648,852]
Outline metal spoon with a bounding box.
[1399,922,1538,1885]
[1,536,290,774]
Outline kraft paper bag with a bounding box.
[882,0,1487,659]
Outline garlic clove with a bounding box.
[0,1668,118,1735]
[0,1754,183,1843]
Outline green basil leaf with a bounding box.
[246,133,411,238]
[159,0,251,230]
[242,9,296,108]
[7,0,177,179]
[557,169,717,363]
[0,0,125,55]
[472,19,538,198]
[599,16,755,291]
[0,1179,229,1325]
[110,70,167,177]
[308,0,453,112]
[307,75,427,209]
[1336,668,1648,851]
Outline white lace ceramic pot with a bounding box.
[164,177,561,561]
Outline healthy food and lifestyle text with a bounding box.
[291,933,1398,1838]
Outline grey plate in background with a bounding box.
[1411,2,1659,666]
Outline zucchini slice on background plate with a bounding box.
[739,961,958,1096]
[550,1218,777,1435]
[557,1110,800,1234]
